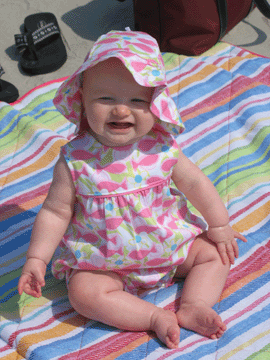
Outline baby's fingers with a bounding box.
[18,273,43,298]
[226,241,238,265]
[18,273,30,295]
[233,231,247,243]
[216,243,229,265]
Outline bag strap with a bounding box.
[216,0,228,39]
[217,0,256,39]
[254,0,270,18]
[218,0,270,40]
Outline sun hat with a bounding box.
[53,29,184,135]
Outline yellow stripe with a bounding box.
[224,175,270,203]
[219,328,270,360]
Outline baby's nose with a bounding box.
[112,104,131,117]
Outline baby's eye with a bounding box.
[131,98,148,103]
[98,96,114,102]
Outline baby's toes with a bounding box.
[166,325,180,349]
[210,318,226,339]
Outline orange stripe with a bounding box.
[0,195,47,222]
[221,262,270,300]
[0,352,25,360]
[20,195,47,212]
[221,53,255,71]
[17,314,86,358]
[169,64,216,97]
[233,201,270,233]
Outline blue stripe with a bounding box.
[1,208,38,232]
[0,110,21,139]
[1,167,53,200]
[233,57,270,77]
[220,272,269,312]
[217,301,270,355]
[174,70,231,109]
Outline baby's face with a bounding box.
[81,58,157,147]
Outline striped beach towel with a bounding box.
[0,42,269,360]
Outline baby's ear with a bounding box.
[79,87,85,106]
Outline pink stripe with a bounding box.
[157,337,207,360]
[224,291,270,325]
[222,42,270,59]
[10,76,69,105]
[213,56,228,66]
[0,344,12,353]
[2,183,49,207]
[181,69,269,120]
[58,332,148,360]
[230,192,270,222]
[225,240,270,290]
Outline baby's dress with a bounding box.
[52,125,206,294]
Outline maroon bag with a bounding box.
[118,0,270,55]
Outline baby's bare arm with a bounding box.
[18,154,75,296]
[27,153,76,264]
[172,147,247,264]
[172,148,229,225]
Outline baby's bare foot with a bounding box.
[150,308,180,349]
[176,301,227,339]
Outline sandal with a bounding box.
[14,12,67,75]
[0,65,19,103]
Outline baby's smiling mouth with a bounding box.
[108,122,134,129]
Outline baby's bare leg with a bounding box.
[68,269,180,348]
[175,233,230,339]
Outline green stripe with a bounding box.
[245,342,270,360]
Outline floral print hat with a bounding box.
[53,29,185,136]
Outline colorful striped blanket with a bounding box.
[1,42,269,360]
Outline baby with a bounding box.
[18,30,247,349]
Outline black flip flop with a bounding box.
[15,12,67,75]
[0,65,19,103]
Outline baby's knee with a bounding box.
[67,269,123,312]
[194,234,230,270]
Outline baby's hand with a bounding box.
[18,258,47,298]
[207,224,247,265]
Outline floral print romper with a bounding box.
[52,126,206,294]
